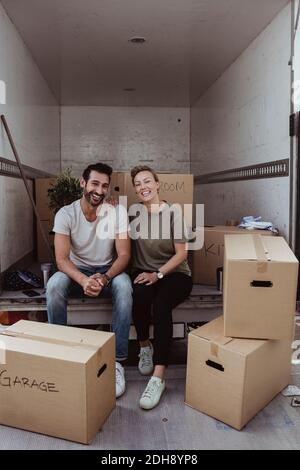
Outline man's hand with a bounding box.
[90,273,109,288]
[82,276,103,297]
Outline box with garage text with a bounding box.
[0,320,115,444]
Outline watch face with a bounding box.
[157,271,163,279]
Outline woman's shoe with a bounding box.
[138,342,154,375]
[139,376,165,410]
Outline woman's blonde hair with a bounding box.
[130,165,159,185]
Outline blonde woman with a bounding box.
[130,166,192,410]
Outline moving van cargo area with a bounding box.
[0,0,300,452]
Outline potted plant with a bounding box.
[47,168,82,213]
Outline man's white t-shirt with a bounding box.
[53,200,129,267]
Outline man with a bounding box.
[46,163,132,398]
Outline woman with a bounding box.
[130,165,193,410]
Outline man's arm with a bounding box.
[103,204,131,280]
[106,233,131,280]
[54,233,100,296]
[92,232,130,288]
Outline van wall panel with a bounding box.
[191,4,291,238]
[0,3,60,269]
[61,106,190,175]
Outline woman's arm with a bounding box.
[134,242,188,285]
[158,242,188,276]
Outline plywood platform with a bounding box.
[0,284,223,325]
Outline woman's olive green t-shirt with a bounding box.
[130,202,191,276]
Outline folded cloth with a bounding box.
[239,216,279,234]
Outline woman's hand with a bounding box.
[134,272,158,286]
[105,196,118,207]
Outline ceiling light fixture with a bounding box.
[129,36,146,44]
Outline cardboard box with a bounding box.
[185,316,291,430]
[110,172,194,226]
[223,235,299,340]
[0,321,115,443]
[35,178,56,220]
[35,179,56,262]
[37,219,55,262]
[192,226,274,286]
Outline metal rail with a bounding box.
[195,158,289,185]
[0,155,55,179]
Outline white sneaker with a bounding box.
[138,343,154,376]
[139,376,166,410]
[115,362,126,398]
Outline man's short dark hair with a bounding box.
[82,163,113,183]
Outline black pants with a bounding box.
[132,271,193,366]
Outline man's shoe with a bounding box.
[138,342,154,376]
[116,362,126,398]
[139,376,165,410]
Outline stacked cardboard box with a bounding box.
[110,172,194,226]
[192,225,274,286]
[223,235,298,340]
[35,178,56,262]
[185,316,292,430]
[0,320,115,443]
[186,234,299,430]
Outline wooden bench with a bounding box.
[0,285,223,336]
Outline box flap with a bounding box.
[224,235,298,263]
[191,317,233,346]
[200,226,242,233]
[0,321,114,363]
[224,234,261,260]
[5,320,114,348]
[190,317,268,355]
[261,236,299,262]
[194,226,273,235]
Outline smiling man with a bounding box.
[46,163,132,398]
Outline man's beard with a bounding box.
[84,189,104,206]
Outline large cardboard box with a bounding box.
[35,178,56,220]
[35,178,56,262]
[110,172,194,226]
[185,316,291,430]
[192,226,274,286]
[0,321,115,444]
[37,219,55,262]
[223,235,299,340]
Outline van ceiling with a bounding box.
[2,0,290,107]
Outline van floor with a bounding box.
[0,321,299,450]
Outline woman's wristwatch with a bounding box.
[156,270,164,280]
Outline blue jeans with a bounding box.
[46,266,133,362]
